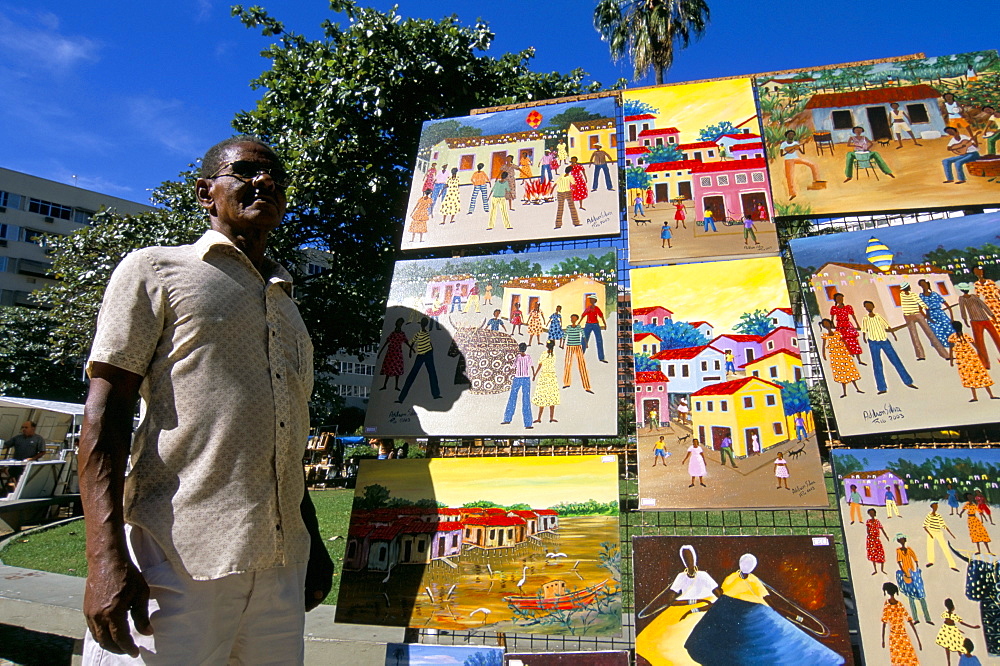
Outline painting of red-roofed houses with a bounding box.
[400,96,621,251]
[631,257,827,509]
[756,50,1000,218]
[364,248,618,437]
[623,79,779,265]
[789,212,1000,436]
[335,456,621,635]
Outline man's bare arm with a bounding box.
[300,485,334,611]
[79,361,149,657]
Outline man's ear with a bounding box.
[195,178,215,214]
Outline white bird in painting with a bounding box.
[546,552,567,559]
[381,563,394,584]
[516,565,529,593]
[486,563,494,578]
[424,586,436,603]
[469,608,491,624]
[444,584,457,601]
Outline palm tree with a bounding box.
[594,0,710,85]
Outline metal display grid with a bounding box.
[390,98,1000,661]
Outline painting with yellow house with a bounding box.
[364,248,618,437]
[335,456,622,635]
[401,97,621,251]
[623,78,778,266]
[790,212,1000,436]
[631,257,827,510]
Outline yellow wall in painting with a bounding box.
[743,351,803,383]
[625,78,758,145]
[691,379,786,456]
[567,119,618,163]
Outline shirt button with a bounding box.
[275,373,281,379]
[280,422,285,428]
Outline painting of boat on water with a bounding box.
[335,456,622,636]
[385,643,504,666]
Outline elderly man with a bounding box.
[79,136,332,664]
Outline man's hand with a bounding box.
[304,535,334,611]
[83,552,152,657]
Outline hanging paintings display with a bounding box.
[630,257,827,509]
[335,456,622,636]
[623,78,777,266]
[789,213,1000,436]
[632,535,853,665]
[384,644,504,666]
[363,248,619,437]
[505,651,629,666]
[756,50,1000,218]
[832,448,1000,665]
[401,97,621,251]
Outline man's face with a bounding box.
[200,142,287,233]
[20,422,34,436]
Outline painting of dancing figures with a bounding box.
[633,535,853,665]
[833,448,1000,665]
[790,212,1000,436]
[631,257,827,509]
[364,248,618,437]
[401,97,620,250]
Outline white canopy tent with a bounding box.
[0,396,85,447]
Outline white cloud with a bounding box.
[0,7,101,74]
[125,95,203,157]
[194,0,212,23]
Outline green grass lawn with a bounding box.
[0,489,356,605]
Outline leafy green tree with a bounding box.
[626,166,652,190]
[545,106,605,132]
[623,99,659,116]
[21,2,602,406]
[462,500,502,508]
[698,121,734,142]
[635,321,708,350]
[594,0,710,85]
[645,144,685,164]
[417,119,483,154]
[732,308,774,337]
[355,483,391,510]
[0,307,85,402]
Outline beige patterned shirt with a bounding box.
[89,230,312,580]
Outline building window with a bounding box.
[936,281,949,295]
[766,394,777,406]
[646,386,653,392]
[609,134,617,148]
[0,223,15,240]
[0,191,23,210]
[714,360,721,370]
[28,198,72,220]
[906,103,930,124]
[0,257,7,272]
[831,110,854,129]
[700,176,712,187]
[708,150,715,158]
[707,401,714,412]
[459,155,475,170]
[657,386,664,392]
[306,263,324,276]
[21,228,45,245]
[700,361,708,371]
[667,365,675,377]
[682,366,690,377]
[773,422,784,435]
[694,401,701,411]
[73,209,95,225]
[743,396,753,409]
[751,172,765,182]
[717,175,730,186]
[794,367,802,381]
[589,135,600,149]
[720,400,728,411]
[769,366,778,378]
[735,173,748,185]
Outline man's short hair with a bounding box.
[201,135,276,178]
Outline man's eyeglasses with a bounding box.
[208,160,291,188]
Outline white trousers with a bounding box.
[83,526,306,665]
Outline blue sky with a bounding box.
[2,1,998,204]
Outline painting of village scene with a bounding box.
[623,78,777,265]
[631,257,827,510]
[757,50,1000,218]
[789,212,1000,436]
[363,248,618,437]
[832,448,1000,665]
[505,651,629,666]
[385,643,504,666]
[335,456,622,636]
[401,97,620,251]
[633,535,853,666]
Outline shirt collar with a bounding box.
[194,229,294,293]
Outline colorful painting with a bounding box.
[756,50,1000,218]
[832,448,1000,665]
[631,257,827,510]
[623,78,778,265]
[632,535,853,665]
[505,651,629,666]
[790,213,1000,436]
[363,249,618,437]
[335,456,622,635]
[385,644,504,666]
[401,98,621,251]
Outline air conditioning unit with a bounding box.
[44,216,54,223]
[0,206,7,213]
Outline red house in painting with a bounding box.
[633,305,673,326]
[635,370,669,427]
[690,158,770,222]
